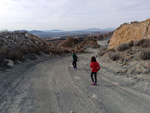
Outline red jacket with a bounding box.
[90,62,100,72]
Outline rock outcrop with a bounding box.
[59,37,100,52]
[59,37,81,48]
[108,19,150,49]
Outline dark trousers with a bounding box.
[91,72,97,83]
[72,60,77,68]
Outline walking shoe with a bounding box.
[91,82,95,85]
[94,83,97,85]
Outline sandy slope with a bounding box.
[0,47,150,113]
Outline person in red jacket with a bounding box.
[90,56,100,85]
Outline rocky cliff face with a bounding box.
[108,19,150,49]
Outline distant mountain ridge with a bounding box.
[18,28,115,33]
[82,28,115,31]
[14,28,115,38]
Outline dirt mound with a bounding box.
[59,37,100,52]
[109,19,150,49]
[59,37,82,48]
[0,31,57,67]
[75,38,100,51]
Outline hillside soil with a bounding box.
[0,40,150,113]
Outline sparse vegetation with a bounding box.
[107,48,115,52]
[134,39,150,47]
[15,45,28,55]
[8,50,24,61]
[98,48,115,56]
[116,43,130,52]
[139,50,150,60]
[0,46,9,60]
[28,46,40,55]
[100,38,150,62]
[98,48,107,56]
[128,40,134,46]
[109,52,120,61]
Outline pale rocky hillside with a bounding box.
[109,19,150,49]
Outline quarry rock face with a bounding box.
[108,19,150,49]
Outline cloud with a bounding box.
[0,0,150,30]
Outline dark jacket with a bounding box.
[72,53,78,61]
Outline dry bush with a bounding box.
[98,48,115,56]
[0,46,9,60]
[141,39,150,48]
[134,39,150,48]
[0,45,27,61]
[139,50,150,60]
[49,47,63,55]
[39,45,51,54]
[116,43,130,52]
[98,48,107,56]
[8,50,24,61]
[107,48,115,52]
[15,45,28,55]
[134,39,146,46]
[119,55,125,62]
[42,48,51,54]
[109,52,120,61]
[63,49,71,53]
[128,40,134,46]
[28,46,40,55]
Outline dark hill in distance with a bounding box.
[82,28,115,31]
[16,28,115,38]
[49,29,64,32]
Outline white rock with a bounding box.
[6,59,14,67]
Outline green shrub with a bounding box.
[117,43,130,52]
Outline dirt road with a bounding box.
[0,52,150,113]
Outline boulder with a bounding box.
[5,59,14,67]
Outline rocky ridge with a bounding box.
[59,37,100,52]
[0,31,53,67]
[109,19,150,49]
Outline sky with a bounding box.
[0,0,150,31]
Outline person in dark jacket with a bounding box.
[72,50,78,69]
[90,56,100,85]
